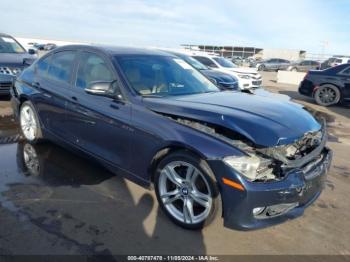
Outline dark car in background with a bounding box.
[163,50,239,90]
[0,33,36,96]
[255,58,290,71]
[288,60,320,72]
[11,45,332,230]
[299,64,350,106]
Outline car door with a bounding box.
[32,51,76,138]
[65,51,132,169]
[268,59,277,70]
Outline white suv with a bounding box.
[330,57,350,67]
[191,54,262,90]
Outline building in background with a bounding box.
[182,44,306,61]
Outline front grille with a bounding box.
[252,80,262,86]
[0,82,12,90]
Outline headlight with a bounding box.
[238,74,251,79]
[224,155,275,181]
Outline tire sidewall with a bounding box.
[154,150,222,230]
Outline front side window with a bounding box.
[192,56,218,68]
[76,52,114,89]
[36,56,51,76]
[47,51,76,84]
[340,67,350,76]
[212,57,237,68]
[0,36,26,54]
[116,55,219,96]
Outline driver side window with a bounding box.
[75,52,114,89]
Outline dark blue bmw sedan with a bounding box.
[11,45,332,230]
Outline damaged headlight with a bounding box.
[224,155,275,181]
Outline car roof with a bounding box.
[53,44,174,57]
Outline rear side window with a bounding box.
[75,52,114,89]
[192,56,218,68]
[47,51,76,84]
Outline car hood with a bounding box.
[143,91,321,147]
[200,69,237,83]
[0,53,36,67]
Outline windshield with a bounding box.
[212,57,237,68]
[115,55,219,97]
[0,36,26,54]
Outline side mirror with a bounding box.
[85,81,123,99]
[28,49,36,55]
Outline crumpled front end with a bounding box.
[166,113,332,230]
[209,119,332,230]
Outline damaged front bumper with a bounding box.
[208,147,332,230]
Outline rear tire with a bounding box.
[314,84,341,106]
[154,151,222,230]
[19,101,43,143]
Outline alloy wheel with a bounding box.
[158,161,212,225]
[315,85,340,106]
[20,105,38,141]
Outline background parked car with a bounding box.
[288,60,320,72]
[329,57,350,67]
[163,50,239,90]
[255,58,290,71]
[192,54,262,90]
[299,63,350,106]
[0,33,36,96]
[320,57,350,70]
[43,43,57,51]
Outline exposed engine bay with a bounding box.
[163,113,327,182]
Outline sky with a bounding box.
[2,0,350,55]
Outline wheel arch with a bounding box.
[148,143,207,183]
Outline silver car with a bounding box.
[256,58,290,71]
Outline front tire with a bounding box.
[258,64,265,71]
[19,101,43,143]
[314,84,341,106]
[154,151,221,230]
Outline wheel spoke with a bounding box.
[191,189,211,208]
[163,166,183,186]
[183,198,194,223]
[185,165,195,182]
[162,191,182,205]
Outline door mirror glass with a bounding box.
[85,81,123,99]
